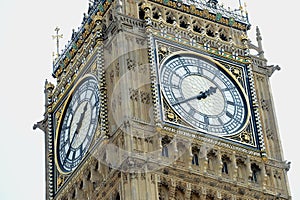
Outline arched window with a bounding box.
[251,163,261,183]
[175,187,185,200]
[159,184,169,200]
[222,162,228,174]
[161,136,171,157]
[252,170,258,183]
[192,153,199,166]
[138,3,145,20]
[115,192,120,200]
[221,155,231,176]
[162,146,169,157]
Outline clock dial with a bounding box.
[160,52,249,135]
[56,77,100,173]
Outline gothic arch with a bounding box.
[159,183,169,200]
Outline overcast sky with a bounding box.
[0,0,298,199]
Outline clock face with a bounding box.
[160,53,249,136]
[56,77,100,173]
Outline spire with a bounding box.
[256,26,265,58]
[52,27,63,58]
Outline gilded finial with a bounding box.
[238,0,243,10]
[45,79,55,93]
[52,27,63,59]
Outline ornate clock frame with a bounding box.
[149,36,265,153]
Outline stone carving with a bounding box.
[129,88,139,101]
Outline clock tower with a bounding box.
[35,0,291,199]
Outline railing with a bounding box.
[174,0,248,23]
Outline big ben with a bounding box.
[34,0,292,199]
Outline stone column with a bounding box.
[188,145,193,170]
[246,156,252,184]
[169,178,176,200]
[260,162,268,190]
[200,186,207,199]
[231,151,238,181]
[217,149,223,177]
[202,145,208,174]
[185,183,191,200]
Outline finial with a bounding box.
[238,0,242,10]
[52,27,63,58]
[71,29,76,39]
[256,26,265,58]
[256,26,261,39]
[45,79,55,94]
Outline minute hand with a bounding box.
[172,86,217,106]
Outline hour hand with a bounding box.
[172,86,217,106]
[69,102,89,146]
[76,102,88,131]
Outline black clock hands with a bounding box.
[75,102,88,133]
[172,86,217,106]
[197,86,217,100]
[65,102,89,162]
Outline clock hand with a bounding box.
[64,129,78,163]
[196,86,217,100]
[172,86,217,106]
[75,102,88,132]
[64,103,88,163]
[65,102,89,161]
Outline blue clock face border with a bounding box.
[152,38,260,149]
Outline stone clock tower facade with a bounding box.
[36,0,291,199]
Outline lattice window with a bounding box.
[166,11,176,24]
[152,7,161,19]
[179,15,189,28]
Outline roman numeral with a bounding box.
[183,66,190,73]
[72,148,77,160]
[189,108,196,116]
[60,140,69,150]
[218,117,224,126]
[227,100,235,106]
[204,115,209,125]
[226,111,234,119]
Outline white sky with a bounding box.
[0,0,298,199]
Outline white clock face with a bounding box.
[160,53,249,135]
[56,77,100,173]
